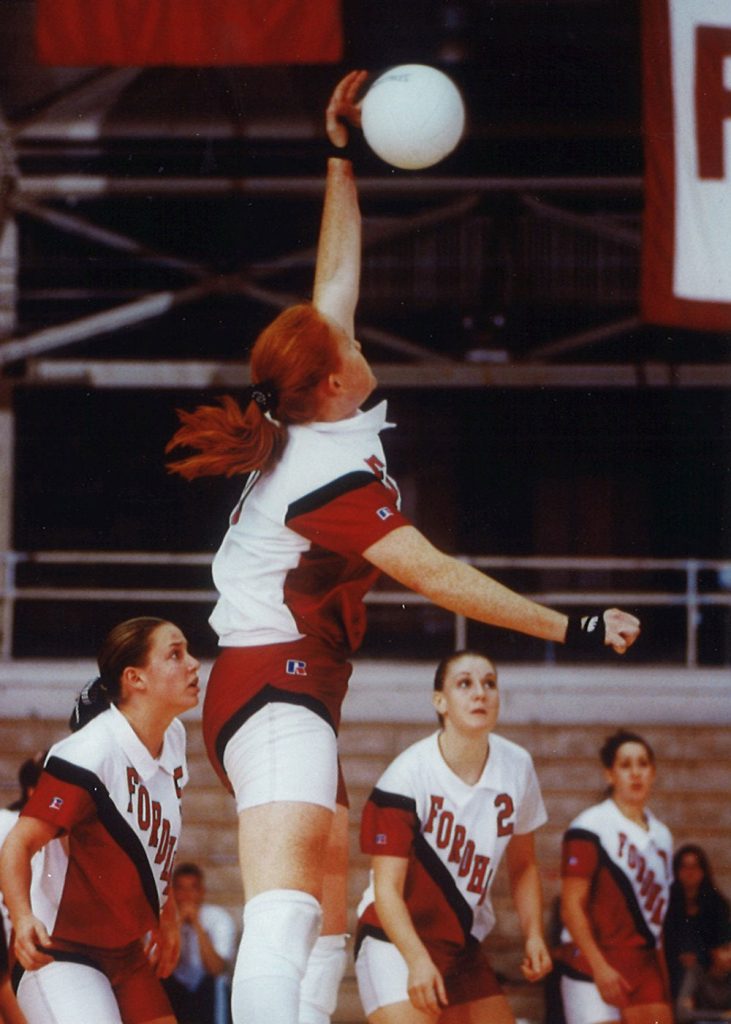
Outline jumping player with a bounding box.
[165,70,641,1024]
[0,617,200,1024]
[354,649,551,1024]
[555,729,673,1024]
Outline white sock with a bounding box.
[231,889,322,1024]
[299,933,348,1024]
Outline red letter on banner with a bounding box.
[696,26,731,179]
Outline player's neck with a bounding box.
[438,730,489,786]
[612,796,649,830]
[120,705,168,758]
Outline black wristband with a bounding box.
[565,612,606,651]
[323,128,372,171]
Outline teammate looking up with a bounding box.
[355,649,552,1024]
[165,71,641,1024]
[0,617,200,1024]
[555,730,674,1024]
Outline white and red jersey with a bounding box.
[21,705,188,950]
[560,798,673,970]
[357,731,547,952]
[209,400,409,655]
[0,808,19,951]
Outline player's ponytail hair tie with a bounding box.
[246,381,278,416]
[565,612,607,652]
[69,675,111,732]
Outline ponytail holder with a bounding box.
[247,381,278,415]
[69,676,109,732]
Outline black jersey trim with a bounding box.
[11,946,103,993]
[285,471,379,523]
[43,756,160,920]
[564,826,657,948]
[353,923,390,960]
[413,830,475,945]
[552,960,593,983]
[215,684,336,776]
[367,786,417,815]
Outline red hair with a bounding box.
[166,304,342,480]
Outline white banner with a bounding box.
[642,0,731,328]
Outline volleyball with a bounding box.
[361,64,466,170]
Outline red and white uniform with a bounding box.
[355,731,546,1007]
[557,798,673,1016]
[0,808,19,977]
[203,401,410,791]
[14,705,188,1024]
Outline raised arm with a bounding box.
[363,525,640,652]
[312,70,368,336]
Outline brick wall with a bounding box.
[2,713,729,1024]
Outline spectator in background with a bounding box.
[162,862,237,1024]
[664,845,731,1001]
[675,922,731,1023]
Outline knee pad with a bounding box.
[299,934,348,1024]
[235,889,322,983]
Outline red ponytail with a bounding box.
[166,304,341,479]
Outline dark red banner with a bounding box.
[36,0,343,66]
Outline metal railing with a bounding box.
[2,550,730,667]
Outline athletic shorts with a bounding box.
[354,934,502,1016]
[223,701,342,812]
[560,974,621,1024]
[15,940,172,1024]
[558,946,668,1024]
[202,639,352,806]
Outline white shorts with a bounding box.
[18,960,122,1024]
[355,935,411,1017]
[223,701,339,813]
[560,974,621,1024]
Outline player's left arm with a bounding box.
[313,71,367,337]
[363,524,640,652]
[506,831,552,983]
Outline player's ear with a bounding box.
[121,665,146,694]
[432,691,446,715]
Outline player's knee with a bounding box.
[235,889,322,982]
[299,933,348,1024]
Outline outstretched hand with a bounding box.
[326,69,368,148]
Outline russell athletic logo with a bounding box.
[286,659,308,676]
[49,796,64,810]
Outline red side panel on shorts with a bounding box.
[202,640,353,791]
